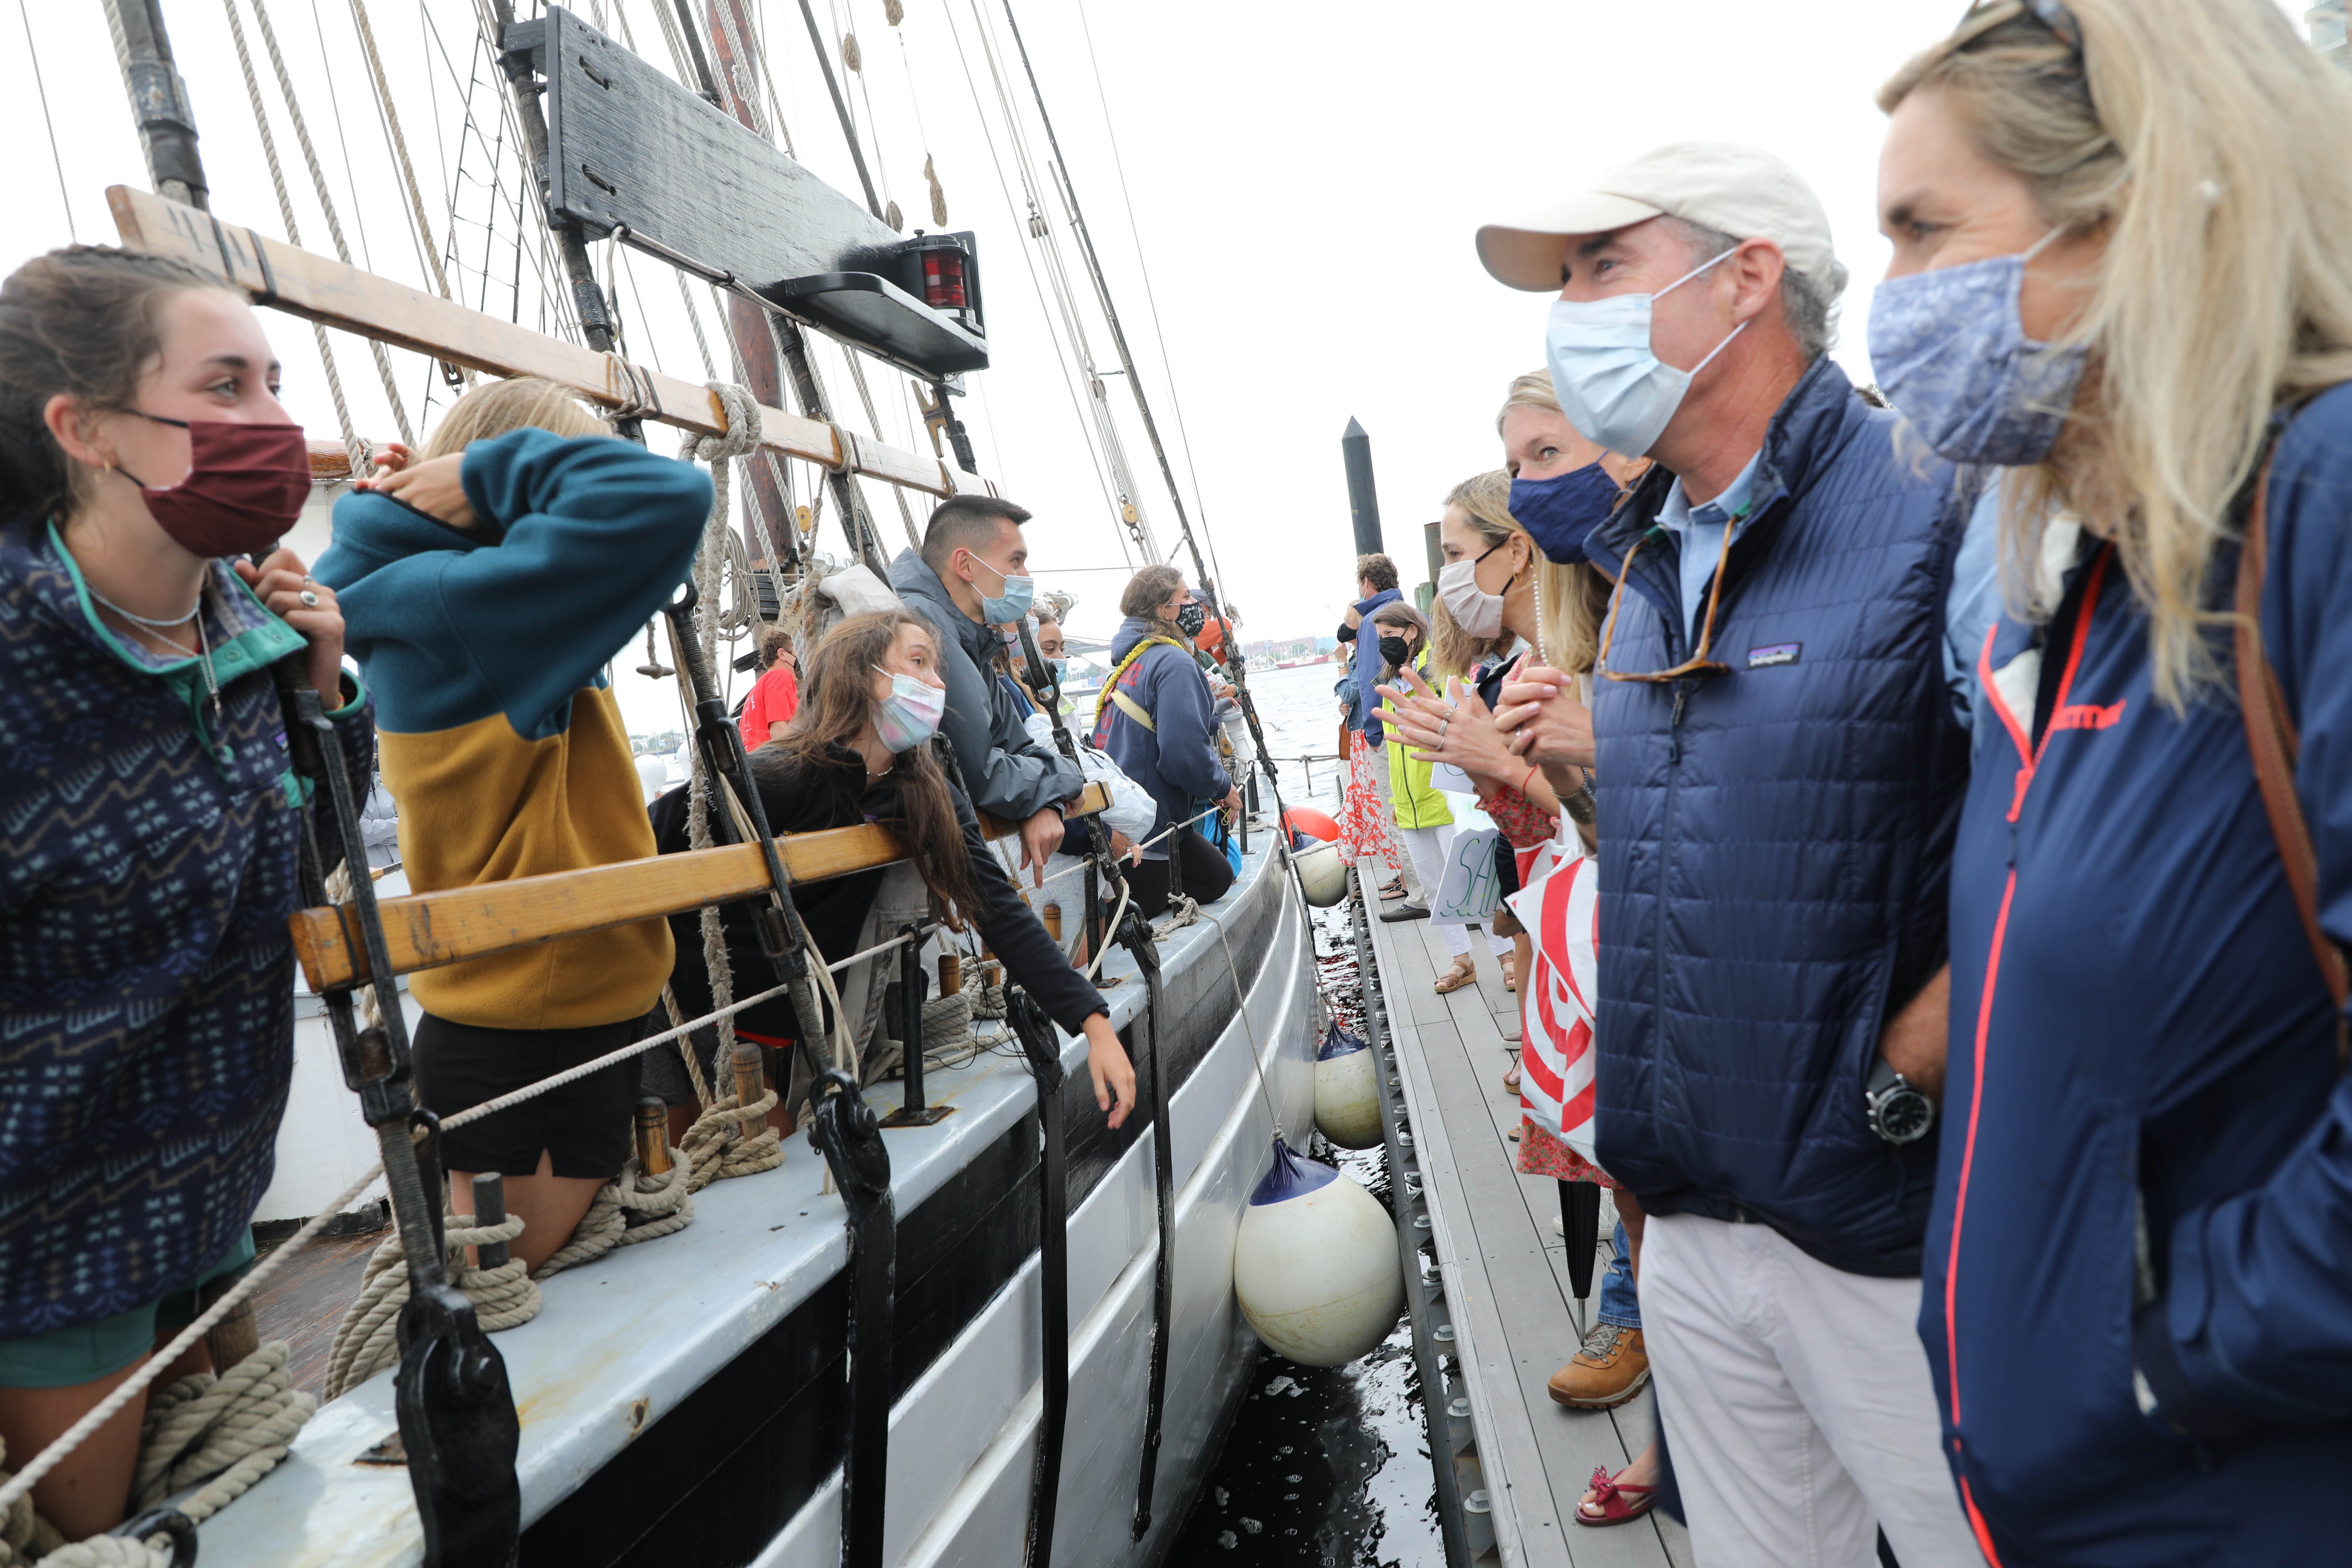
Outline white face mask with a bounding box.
[1438,539,1514,638]
[1544,246,1748,458]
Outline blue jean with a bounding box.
[1597,1219,1641,1330]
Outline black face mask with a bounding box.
[1377,635,1412,668]
[1174,601,1209,638]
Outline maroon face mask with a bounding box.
[117,413,312,558]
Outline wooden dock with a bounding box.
[1361,884,1689,1568]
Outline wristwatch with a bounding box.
[1865,1055,1935,1146]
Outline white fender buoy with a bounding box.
[1233,1138,1404,1366]
[1293,840,1348,907]
[1313,1022,1382,1150]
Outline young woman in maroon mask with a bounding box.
[0,247,372,1540]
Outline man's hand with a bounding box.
[1108,830,1137,863]
[1343,603,1364,631]
[1220,785,1243,826]
[355,451,477,532]
[1494,664,1597,771]
[1082,1012,1137,1129]
[1020,806,1063,888]
[1878,965,1951,1102]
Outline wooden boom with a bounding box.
[289,784,1109,993]
[106,186,990,500]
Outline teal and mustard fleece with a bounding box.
[316,428,711,1030]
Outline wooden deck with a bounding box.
[1364,894,1689,1568]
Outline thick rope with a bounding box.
[323,1209,533,1400]
[0,1343,317,1567]
[240,0,415,447]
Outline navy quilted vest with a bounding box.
[1583,358,1970,1278]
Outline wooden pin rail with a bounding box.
[289,784,1109,993]
[107,186,996,501]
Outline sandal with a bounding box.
[1378,877,1408,902]
[1575,1464,1660,1528]
[1503,1057,1521,1095]
[1433,958,1477,995]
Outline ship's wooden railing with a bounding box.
[289,784,1108,991]
[107,186,993,500]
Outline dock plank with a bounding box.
[1368,909,1676,1568]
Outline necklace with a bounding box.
[105,584,227,739]
[86,585,202,629]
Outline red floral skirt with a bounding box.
[1338,730,1408,872]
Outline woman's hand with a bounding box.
[355,451,476,532]
[366,441,413,478]
[1373,666,1518,786]
[1494,664,1596,770]
[235,546,344,696]
[1082,1012,1137,1128]
[1107,829,1136,863]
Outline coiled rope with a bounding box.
[0,1343,316,1567]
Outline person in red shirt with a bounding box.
[736,622,798,751]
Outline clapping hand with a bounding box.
[1373,666,1517,786]
[1493,665,1597,770]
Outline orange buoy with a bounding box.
[1283,806,1340,844]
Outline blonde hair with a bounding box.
[1428,471,1607,680]
[1882,0,2352,709]
[420,375,611,459]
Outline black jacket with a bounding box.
[649,741,1105,1041]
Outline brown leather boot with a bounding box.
[1547,1323,1649,1410]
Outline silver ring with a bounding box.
[1437,718,1450,740]
[299,589,320,608]
[300,574,313,587]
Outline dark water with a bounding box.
[1170,903,1444,1568]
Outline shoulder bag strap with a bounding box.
[2235,449,2352,1024]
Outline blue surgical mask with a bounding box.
[872,667,946,753]
[1545,247,1748,458]
[1049,657,1069,686]
[962,551,1035,625]
[1867,229,2086,466]
[1508,461,1624,565]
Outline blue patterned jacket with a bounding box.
[0,523,372,1336]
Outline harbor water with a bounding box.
[1173,658,1447,1566]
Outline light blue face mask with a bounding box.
[961,551,1035,625]
[1048,657,1069,686]
[872,667,946,753]
[1867,229,2087,466]
[1545,246,1748,458]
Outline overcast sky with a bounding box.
[4,0,2322,736]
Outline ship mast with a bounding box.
[101,0,208,211]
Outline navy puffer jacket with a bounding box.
[1584,357,1972,1278]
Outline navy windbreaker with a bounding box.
[1583,356,1973,1278]
[1091,617,1229,861]
[1931,387,2352,1564]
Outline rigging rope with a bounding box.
[345,0,470,384]
[19,0,75,244]
[240,0,418,447]
[219,0,371,476]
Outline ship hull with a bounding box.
[198,827,1314,1568]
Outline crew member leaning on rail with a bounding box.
[649,610,1136,1129]
[316,376,709,1279]
[0,247,372,1540]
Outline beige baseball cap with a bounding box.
[1476,141,1848,300]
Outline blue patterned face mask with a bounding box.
[1868,229,2088,465]
[1508,461,1623,565]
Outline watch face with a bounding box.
[1874,1088,1935,1146]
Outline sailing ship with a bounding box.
[17,1,1343,1562]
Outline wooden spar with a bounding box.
[288,784,1110,993]
[105,185,995,500]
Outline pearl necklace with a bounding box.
[91,583,225,738]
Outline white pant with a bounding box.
[1641,1212,1984,1568]
[1396,824,1512,958]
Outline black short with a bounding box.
[411,1013,642,1179]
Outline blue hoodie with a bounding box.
[1091,616,1230,860]
[1931,385,2352,1564]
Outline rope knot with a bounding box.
[604,352,659,420]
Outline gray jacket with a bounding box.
[887,547,1084,821]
